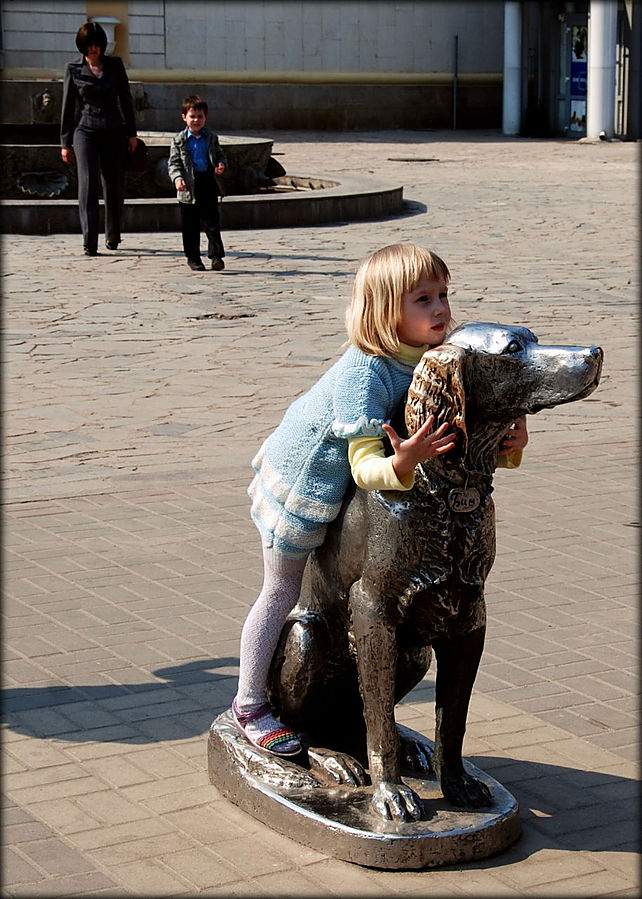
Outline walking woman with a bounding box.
[61,21,138,256]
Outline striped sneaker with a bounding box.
[232,698,302,757]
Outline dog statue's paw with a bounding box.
[398,734,433,776]
[440,769,493,808]
[307,746,367,787]
[372,780,423,822]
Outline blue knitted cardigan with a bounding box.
[248,345,419,558]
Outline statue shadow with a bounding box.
[4,661,637,858]
[462,754,639,862]
[2,657,238,745]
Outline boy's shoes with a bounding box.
[187,258,206,271]
[210,257,225,271]
[83,247,98,256]
[105,240,119,250]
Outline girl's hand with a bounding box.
[215,162,225,174]
[175,177,186,191]
[499,415,528,455]
[383,416,456,481]
[61,147,73,164]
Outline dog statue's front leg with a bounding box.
[432,626,493,808]
[350,580,422,822]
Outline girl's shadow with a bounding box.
[3,657,238,744]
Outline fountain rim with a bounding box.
[1,172,405,232]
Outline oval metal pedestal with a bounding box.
[208,710,521,870]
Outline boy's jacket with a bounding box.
[168,128,227,202]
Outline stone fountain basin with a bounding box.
[1,130,404,231]
[2,173,403,232]
[1,132,277,200]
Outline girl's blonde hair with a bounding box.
[346,244,451,356]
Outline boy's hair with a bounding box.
[181,95,208,116]
[346,244,451,356]
[75,21,108,56]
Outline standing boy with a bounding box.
[168,96,227,271]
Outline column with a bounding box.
[503,1,522,135]
[586,0,618,138]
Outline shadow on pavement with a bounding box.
[466,754,638,862]
[3,658,637,857]
[2,657,238,744]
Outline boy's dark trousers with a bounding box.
[179,169,225,262]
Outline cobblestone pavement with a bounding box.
[3,130,638,896]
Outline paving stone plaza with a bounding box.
[3,130,639,896]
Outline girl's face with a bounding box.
[396,274,451,347]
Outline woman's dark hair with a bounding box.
[75,21,108,56]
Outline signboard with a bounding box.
[571,25,588,96]
[570,100,587,132]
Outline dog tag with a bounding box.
[448,486,481,512]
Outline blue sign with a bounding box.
[571,60,587,96]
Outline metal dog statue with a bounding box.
[263,322,603,821]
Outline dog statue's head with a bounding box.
[406,322,603,469]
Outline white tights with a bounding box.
[236,546,308,712]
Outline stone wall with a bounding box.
[0,0,86,68]
[0,0,503,131]
[127,0,164,69]
[1,0,503,74]
[0,77,502,134]
[135,80,501,132]
[160,0,503,75]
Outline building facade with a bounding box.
[0,0,639,136]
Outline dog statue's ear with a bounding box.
[406,344,468,463]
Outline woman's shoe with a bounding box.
[83,247,98,256]
[232,698,302,756]
[105,240,119,250]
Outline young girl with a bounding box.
[233,243,527,756]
